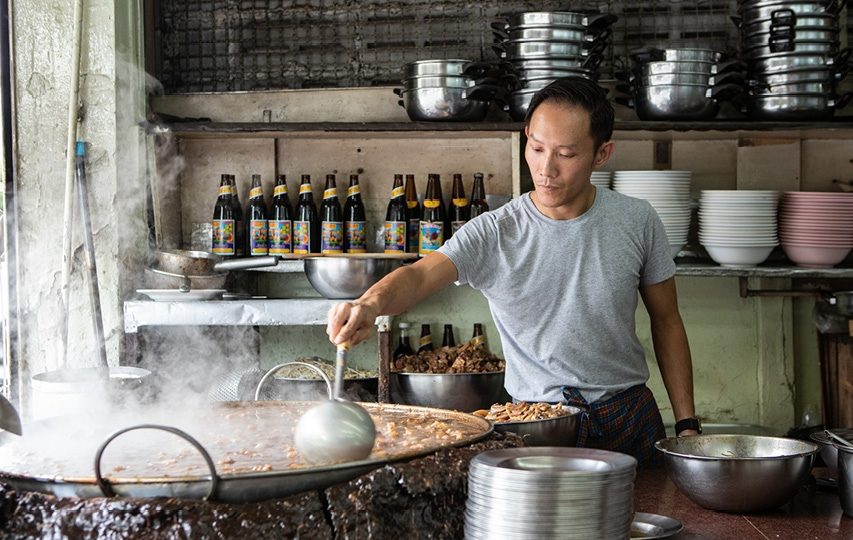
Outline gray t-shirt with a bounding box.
[438,188,676,404]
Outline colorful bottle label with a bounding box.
[406,200,418,209]
[452,198,468,207]
[212,219,235,255]
[406,219,419,253]
[348,185,361,197]
[249,219,269,255]
[250,187,264,199]
[294,221,311,253]
[269,220,292,254]
[274,184,288,197]
[423,199,440,209]
[346,221,367,253]
[471,335,486,347]
[419,221,444,256]
[323,188,338,200]
[218,186,231,196]
[299,184,312,195]
[384,221,406,253]
[322,221,343,254]
[451,220,467,235]
[391,186,405,199]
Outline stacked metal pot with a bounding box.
[734,0,851,119]
[615,48,746,120]
[394,59,501,122]
[491,11,617,121]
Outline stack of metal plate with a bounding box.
[464,447,637,540]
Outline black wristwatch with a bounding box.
[675,417,702,435]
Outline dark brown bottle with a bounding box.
[471,323,488,350]
[393,322,415,359]
[269,174,293,254]
[418,323,433,353]
[442,324,455,348]
[470,172,489,219]
[419,173,445,256]
[344,174,367,253]
[246,174,268,256]
[404,174,420,253]
[295,174,320,253]
[320,174,343,254]
[449,173,470,237]
[228,175,245,256]
[385,174,407,254]
[212,174,235,256]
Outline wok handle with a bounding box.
[254,361,333,401]
[213,255,279,272]
[94,424,220,501]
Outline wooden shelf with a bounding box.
[674,263,853,279]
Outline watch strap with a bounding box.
[675,417,702,434]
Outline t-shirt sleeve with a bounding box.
[436,214,497,289]
[640,206,677,287]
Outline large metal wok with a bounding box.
[0,401,492,503]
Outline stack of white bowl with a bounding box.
[613,170,692,257]
[591,171,612,190]
[698,190,780,267]
[464,447,637,540]
[780,192,853,268]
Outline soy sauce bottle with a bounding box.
[442,324,456,348]
[405,174,420,253]
[246,174,268,256]
[294,174,320,253]
[269,174,293,254]
[394,322,415,359]
[385,174,407,254]
[228,175,245,256]
[419,173,445,256]
[470,172,489,219]
[320,174,343,254]
[344,174,367,253]
[449,173,470,237]
[212,174,235,256]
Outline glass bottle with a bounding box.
[228,175,244,256]
[384,174,407,254]
[294,174,320,254]
[470,172,490,219]
[269,174,293,254]
[404,174,420,253]
[419,173,445,257]
[246,174,268,256]
[449,173,470,237]
[471,323,488,350]
[418,323,433,353]
[442,324,455,348]
[344,174,367,253]
[211,174,235,256]
[393,322,415,359]
[320,174,343,254]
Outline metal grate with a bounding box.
[151,0,746,93]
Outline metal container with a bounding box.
[740,1,841,22]
[154,250,220,275]
[631,47,722,63]
[749,50,849,72]
[840,445,853,516]
[633,83,742,121]
[741,28,839,50]
[504,88,541,121]
[504,11,617,30]
[750,80,835,94]
[754,65,845,85]
[510,57,599,71]
[143,267,227,290]
[493,405,582,446]
[303,256,402,299]
[390,371,506,413]
[402,75,474,89]
[747,92,850,119]
[516,68,595,81]
[503,27,597,43]
[499,40,595,59]
[396,86,492,122]
[655,434,818,513]
[744,40,837,60]
[741,13,839,34]
[404,59,476,78]
[640,60,717,75]
[810,428,853,470]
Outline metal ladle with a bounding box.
[294,343,377,464]
[825,429,853,449]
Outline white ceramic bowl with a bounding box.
[703,244,776,267]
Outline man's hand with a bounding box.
[326,301,379,346]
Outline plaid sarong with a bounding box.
[562,385,666,469]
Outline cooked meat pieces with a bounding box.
[391,342,504,374]
[472,402,568,423]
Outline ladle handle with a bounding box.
[825,429,853,449]
[254,361,333,401]
[334,343,350,400]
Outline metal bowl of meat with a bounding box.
[391,371,506,413]
[477,402,582,446]
[262,358,378,402]
[655,434,818,513]
[303,256,403,299]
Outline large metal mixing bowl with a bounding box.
[493,405,582,446]
[655,434,818,513]
[303,257,402,299]
[390,372,506,413]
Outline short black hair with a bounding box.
[524,77,614,149]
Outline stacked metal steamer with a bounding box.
[616,48,746,120]
[395,60,500,121]
[491,11,617,121]
[735,0,851,119]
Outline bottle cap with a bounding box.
[399,322,411,329]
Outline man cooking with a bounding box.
[327,77,699,467]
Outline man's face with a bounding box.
[524,101,612,213]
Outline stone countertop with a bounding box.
[635,469,851,539]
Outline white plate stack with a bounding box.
[591,171,612,190]
[612,170,692,257]
[780,191,853,268]
[698,190,780,267]
[464,447,637,540]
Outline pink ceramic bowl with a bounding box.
[782,243,852,268]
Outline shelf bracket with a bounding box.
[738,277,825,299]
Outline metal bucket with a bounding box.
[839,445,853,516]
[31,367,153,420]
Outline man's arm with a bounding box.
[326,252,459,346]
[639,277,698,436]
